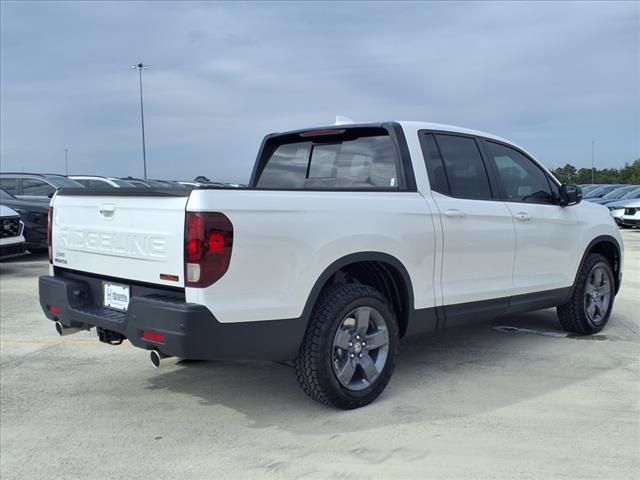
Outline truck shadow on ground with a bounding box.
[144,308,637,435]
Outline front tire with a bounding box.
[557,253,615,334]
[295,283,399,409]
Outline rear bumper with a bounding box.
[39,274,306,361]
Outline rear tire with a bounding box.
[295,283,399,409]
[557,253,615,334]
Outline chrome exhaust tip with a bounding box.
[55,321,81,336]
[150,350,181,368]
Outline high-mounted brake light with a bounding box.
[184,212,233,288]
[299,128,346,137]
[47,207,53,264]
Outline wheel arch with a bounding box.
[575,235,622,294]
[300,252,416,337]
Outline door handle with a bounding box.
[515,212,531,222]
[444,209,466,218]
[99,203,115,218]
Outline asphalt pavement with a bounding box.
[1,232,639,479]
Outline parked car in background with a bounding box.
[0,189,48,251]
[579,184,599,195]
[119,177,150,188]
[583,184,627,200]
[149,179,188,188]
[609,201,629,226]
[620,201,640,228]
[600,186,640,209]
[0,205,25,259]
[0,173,84,200]
[69,176,135,188]
[590,185,638,205]
[120,177,175,188]
[177,181,244,188]
[178,180,225,188]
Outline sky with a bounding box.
[1,1,639,183]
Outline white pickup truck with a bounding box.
[39,121,623,409]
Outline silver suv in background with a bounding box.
[69,176,135,188]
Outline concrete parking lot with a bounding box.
[1,232,639,480]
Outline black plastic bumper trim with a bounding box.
[39,275,306,361]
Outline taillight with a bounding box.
[184,212,233,288]
[47,207,53,264]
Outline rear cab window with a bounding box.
[254,127,403,190]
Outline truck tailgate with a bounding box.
[51,190,189,287]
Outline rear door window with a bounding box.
[256,129,399,190]
[433,134,493,200]
[419,133,450,195]
[22,178,56,196]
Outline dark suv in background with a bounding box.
[0,173,84,200]
[0,189,48,252]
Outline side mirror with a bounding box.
[559,184,582,207]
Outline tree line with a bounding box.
[551,159,640,185]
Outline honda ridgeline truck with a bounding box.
[39,121,623,409]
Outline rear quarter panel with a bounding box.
[186,189,436,323]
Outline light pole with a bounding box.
[591,141,595,184]
[64,148,68,175]
[133,63,149,179]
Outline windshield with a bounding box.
[0,189,15,199]
[128,180,150,188]
[584,185,620,198]
[110,179,135,187]
[602,186,634,199]
[44,175,84,188]
[620,187,640,199]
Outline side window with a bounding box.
[22,178,55,196]
[434,134,492,200]
[420,133,449,194]
[484,141,554,204]
[0,178,19,195]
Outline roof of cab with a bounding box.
[396,121,513,144]
[265,120,538,164]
